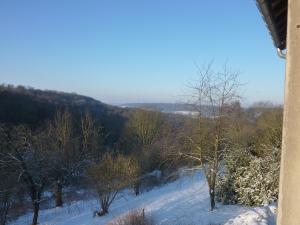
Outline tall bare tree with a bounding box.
[124,109,165,195]
[0,125,52,225]
[48,110,78,207]
[129,109,164,147]
[80,111,104,161]
[0,124,16,225]
[181,63,241,210]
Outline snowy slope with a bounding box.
[9,170,276,225]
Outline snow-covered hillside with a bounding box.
[9,170,276,225]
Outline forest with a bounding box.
[0,83,282,225]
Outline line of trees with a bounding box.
[0,70,283,224]
[0,107,180,225]
[0,110,106,225]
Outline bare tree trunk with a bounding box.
[209,186,216,211]
[32,201,40,225]
[0,195,10,225]
[209,133,219,211]
[102,207,108,215]
[54,181,63,207]
[30,187,41,225]
[134,181,140,196]
[97,203,109,216]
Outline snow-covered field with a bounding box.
[9,170,276,225]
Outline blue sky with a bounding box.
[0,0,285,105]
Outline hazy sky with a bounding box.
[0,0,285,105]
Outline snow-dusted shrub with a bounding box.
[217,143,280,206]
[216,174,237,204]
[216,145,251,204]
[234,149,280,206]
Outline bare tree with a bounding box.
[181,62,241,210]
[0,125,52,225]
[87,153,138,216]
[80,111,104,161]
[47,109,81,207]
[129,109,164,147]
[125,110,165,195]
[50,110,105,207]
[0,124,16,225]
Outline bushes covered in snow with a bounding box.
[234,154,279,206]
[217,142,280,206]
[217,150,280,206]
[217,107,282,207]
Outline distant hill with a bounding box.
[121,103,197,113]
[0,85,127,144]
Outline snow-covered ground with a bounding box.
[172,111,199,117]
[9,170,276,225]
